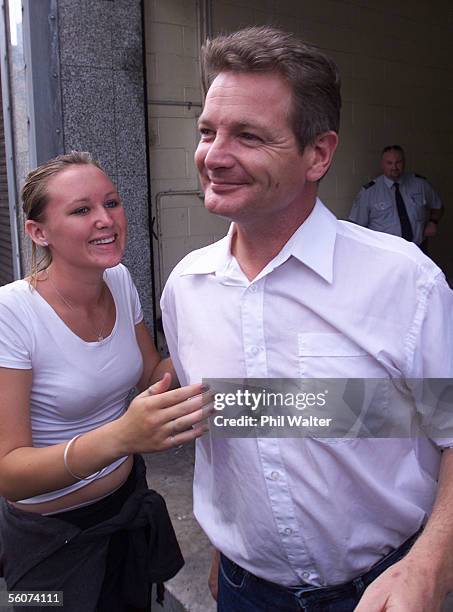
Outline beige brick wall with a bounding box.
[145,0,453,283]
[145,0,229,300]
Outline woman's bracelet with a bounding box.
[63,434,103,481]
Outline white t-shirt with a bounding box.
[0,263,144,503]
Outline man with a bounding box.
[349,145,443,246]
[161,26,453,611]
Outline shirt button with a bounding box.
[270,471,280,481]
[250,346,260,356]
[302,571,310,579]
[250,284,258,293]
[284,527,293,535]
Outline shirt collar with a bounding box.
[180,198,337,284]
[289,198,336,283]
[179,226,233,276]
[383,174,407,189]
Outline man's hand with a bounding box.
[354,554,445,612]
[424,220,438,238]
[208,549,221,601]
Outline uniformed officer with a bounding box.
[349,145,443,246]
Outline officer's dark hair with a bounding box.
[382,145,405,159]
[200,26,341,153]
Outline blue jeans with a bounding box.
[217,533,418,612]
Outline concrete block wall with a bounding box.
[145,0,230,299]
[145,0,453,282]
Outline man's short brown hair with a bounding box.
[200,26,341,152]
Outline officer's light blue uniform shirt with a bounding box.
[349,173,442,245]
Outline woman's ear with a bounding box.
[305,131,339,182]
[25,220,48,247]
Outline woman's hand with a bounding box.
[0,367,212,500]
[113,373,213,454]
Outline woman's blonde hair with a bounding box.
[22,151,103,282]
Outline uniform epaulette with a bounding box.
[363,180,375,189]
[415,173,426,180]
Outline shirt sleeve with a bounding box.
[130,281,144,325]
[349,189,370,226]
[423,180,443,211]
[412,272,453,378]
[118,264,143,325]
[0,300,33,369]
[161,279,189,387]
[406,271,453,447]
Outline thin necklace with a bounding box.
[46,271,108,342]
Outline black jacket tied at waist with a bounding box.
[0,455,184,611]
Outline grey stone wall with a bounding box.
[57,0,155,326]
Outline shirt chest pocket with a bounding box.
[409,192,427,220]
[297,333,390,444]
[369,200,394,227]
[371,200,392,212]
[297,332,384,378]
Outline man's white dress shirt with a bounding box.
[161,200,453,587]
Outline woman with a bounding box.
[0,152,210,611]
